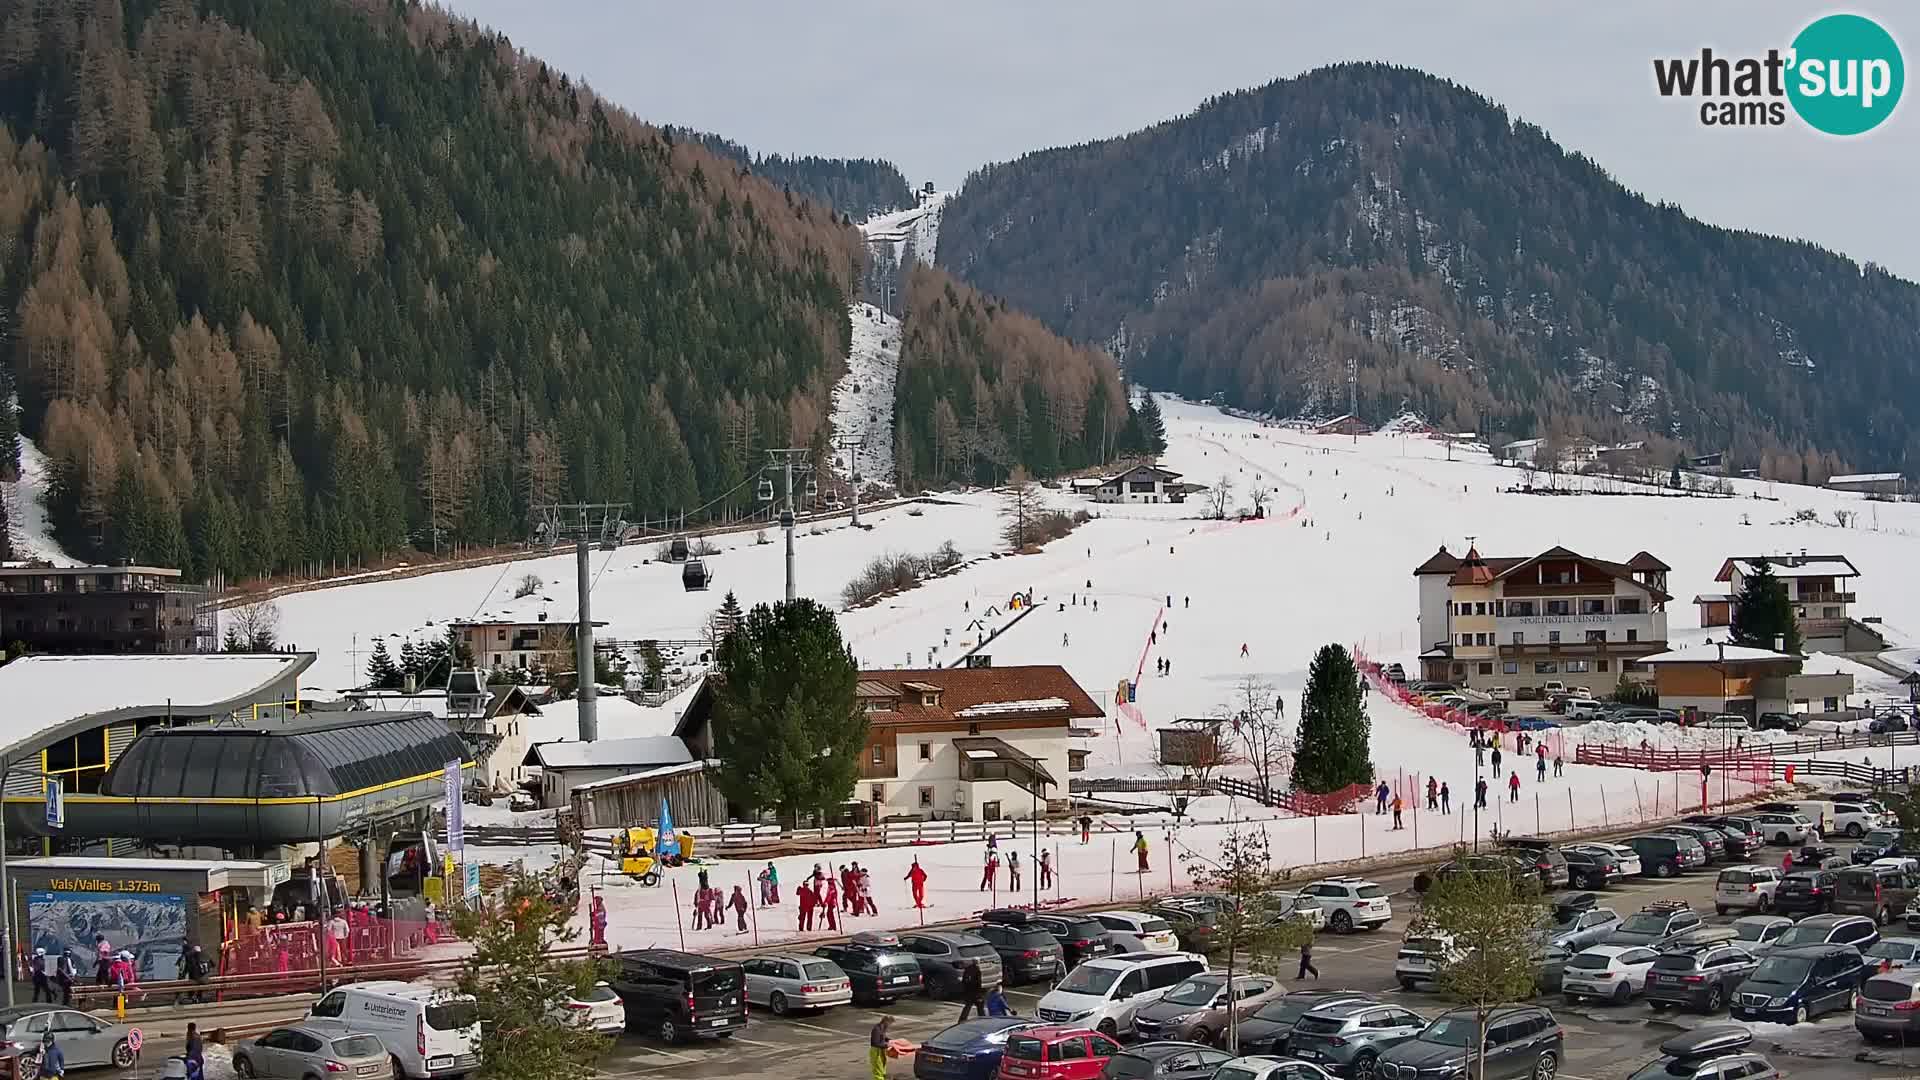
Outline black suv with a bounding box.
[1027,914,1115,967]
[1496,838,1571,889]
[1774,870,1840,915]
[1376,1005,1563,1080]
[609,949,748,1043]
[1606,901,1703,948]
[1643,944,1759,1013]
[973,921,1065,983]
[813,932,926,1005]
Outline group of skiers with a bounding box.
[977,835,1057,892]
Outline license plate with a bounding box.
[921,1053,945,1064]
[891,975,911,984]
[1861,1003,1891,1015]
[1297,1051,1322,1061]
[708,1018,729,1027]
[357,1068,383,1077]
[429,1058,451,1069]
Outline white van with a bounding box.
[1088,911,1181,954]
[1034,952,1208,1037]
[307,981,481,1079]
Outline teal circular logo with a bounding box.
[1787,13,1904,135]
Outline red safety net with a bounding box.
[219,910,440,979]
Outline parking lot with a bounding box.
[582,846,1920,1080]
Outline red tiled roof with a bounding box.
[857,665,1104,728]
[1412,547,1460,575]
[1449,546,1495,586]
[1626,551,1671,572]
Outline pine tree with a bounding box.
[1292,643,1374,793]
[399,640,422,684]
[1730,558,1803,657]
[710,598,868,826]
[366,639,403,690]
[1135,392,1168,455]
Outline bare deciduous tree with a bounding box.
[1155,718,1238,794]
[1000,466,1044,549]
[1207,473,1235,519]
[1227,676,1293,796]
[1248,483,1271,517]
[222,598,281,652]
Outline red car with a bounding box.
[995,1027,1120,1080]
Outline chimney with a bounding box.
[403,672,416,694]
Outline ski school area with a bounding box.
[277,393,1920,951]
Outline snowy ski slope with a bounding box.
[827,302,901,486]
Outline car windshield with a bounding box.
[1618,914,1668,934]
[1719,870,1764,884]
[1056,965,1123,995]
[577,984,620,1002]
[1866,831,1901,846]
[693,969,743,995]
[332,1035,385,1059]
[1549,912,1582,931]
[1649,954,1699,973]
[1750,956,1812,984]
[1061,921,1107,938]
[1254,997,1327,1022]
[1734,923,1776,942]
[1566,953,1615,970]
[1141,919,1173,933]
[1214,1068,1262,1080]
[1773,926,1832,948]
[426,1000,479,1031]
[1355,885,1387,899]
[1866,942,1915,959]
[1419,1015,1478,1047]
[1006,1036,1046,1061]
[802,962,841,979]
[1162,977,1225,1006]
[959,944,999,960]
[1104,1053,1157,1079]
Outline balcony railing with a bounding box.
[1794,591,1855,605]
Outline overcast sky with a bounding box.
[444,1,1917,281]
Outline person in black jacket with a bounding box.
[956,960,985,1020]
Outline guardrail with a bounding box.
[1574,734,1920,771]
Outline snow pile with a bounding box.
[829,302,901,486]
[2,434,80,565]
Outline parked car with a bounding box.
[1906,896,1920,933]
[1642,944,1759,1013]
[742,953,853,1015]
[1569,842,1642,878]
[1871,713,1911,735]
[1233,991,1376,1058]
[1285,1000,1427,1077]
[553,980,627,1034]
[1752,812,1815,847]
[1794,843,1841,867]
[232,1027,390,1080]
[1395,932,1467,990]
[1508,715,1561,732]
[1211,1057,1337,1080]
[1035,953,1209,1038]
[1088,912,1180,955]
[1415,853,1537,895]
[1685,817,1761,858]
[1534,943,1571,995]
[1375,1006,1563,1080]
[1834,864,1920,925]
[976,922,1068,984]
[1544,901,1620,953]
[1559,847,1623,890]
[1495,838,1571,888]
[1703,714,1751,731]
[1756,712,1802,732]
[1128,973,1284,1046]
[1771,913,1880,952]
[1656,824,1727,863]
[1853,829,1916,864]
[1098,1042,1235,1080]
[1627,1027,1778,1080]
[1148,906,1219,955]
[997,1027,1120,1080]
[1561,945,1660,1005]
[1713,865,1783,915]
[1772,870,1841,916]
[1730,944,1872,1024]
[607,950,746,1043]
[1621,834,1705,878]
[1487,686,1511,701]
[903,933,1007,998]
[1605,902,1702,948]
[1269,891,1328,931]
[1299,878,1393,933]
[815,932,928,1005]
[1029,916,1118,969]
[915,1019,1039,1080]
[1857,969,1920,1043]
[1731,915,1794,956]
[1562,697,1607,721]
[1865,937,1920,971]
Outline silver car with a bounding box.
[0,1007,137,1071]
[742,953,854,1014]
[1547,906,1621,952]
[1285,1000,1427,1078]
[234,1026,391,1079]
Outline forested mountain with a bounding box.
[893,264,1139,491]
[0,0,868,580]
[670,129,914,221]
[940,63,1920,478]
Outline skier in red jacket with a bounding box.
[906,857,929,908]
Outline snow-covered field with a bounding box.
[272,395,1920,947]
[828,302,902,486]
[3,433,79,565]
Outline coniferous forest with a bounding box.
[940,63,1920,479]
[669,129,915,222]
[0,0,870,578]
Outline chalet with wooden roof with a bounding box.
[1412,544,1671,689]
[1095,464,1187,505]
[1700,551,1882,652]
[674,664,1102,821]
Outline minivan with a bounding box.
[1856,969,1920,1043]
[306,981,481,1079]
[1730,944,1871,1024]
[1034,952,1208,1037]
[1622,834,1705,878]
[608,949,748,1043]
[1834,865,1920,925]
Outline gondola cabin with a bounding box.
[682,559,711,592]
[668,536,690,563]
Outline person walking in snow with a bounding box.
[729,886,749,934]
[1391,795,1404,830]
[1375,781,1390,814]
[860,866,879,916]
[1426,776,1439,810]
[1062,633,1070,647]
[840,865,856,912]
[1008,851,1022,892]
[1240,643,1249,657]
[1508,772,1521,803]
[906,857,929,908]
[1039,849,1054,890]
[1553,754,1564,778]
[767,863,781,904]
[1491,747,1503,775]
[980,850,1000,892]
[1079,815,1093,845]
[757,866,773,907]
[1150,630,1157,645]
[1536,755,1547,783]
[690,886,710,931]
[1439,782,1451,814]
[1184,597,1189,609]
[1132,831,1151,874]
[798,881,817,931]
[1474,778,1488,809]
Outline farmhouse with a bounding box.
[1094,464,1186,504]
[1635,643,1854,719]
[1413,545,1671,691]
[521,735,696,808]
[1703,552,1883,652]
[1825,472,1907,497]
[450,617,607,673]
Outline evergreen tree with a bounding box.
[1135,391,1168,454]
[399,640,422,684]
[1292,643,1374,793]
[366,639,403,690]
[1730,558,1803,657]
[1670,462,1682,488]
[710,598,868,826]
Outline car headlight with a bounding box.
[1768,996,1789,1007]
[1072,1010,1095,1021]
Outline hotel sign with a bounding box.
[1506,614,1616,626]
